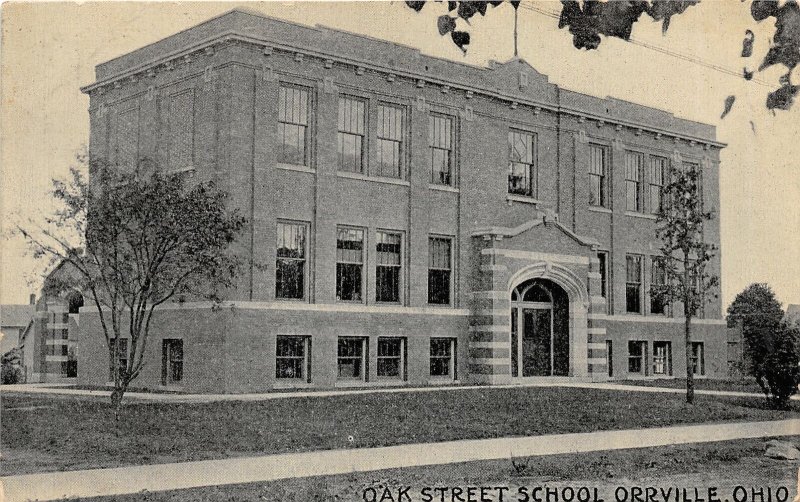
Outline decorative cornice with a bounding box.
[80,30,726,150]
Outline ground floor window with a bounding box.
[430,338,456,380]
[691,342,705,376]
[108,338,128,380]
[628,340,647,375]
[275,336,311,382]
[161,339,183,385]
[377,337,406,380]
[606,340,613,377]
[338,337,367,381]
[653,341,672,376]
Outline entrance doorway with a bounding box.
[510,279,569,377]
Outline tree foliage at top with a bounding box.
[404,0,800,111]
[16,156,246,415]
[650,164,719,404]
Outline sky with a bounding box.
[1,1,798,310]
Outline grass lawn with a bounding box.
[2,386,797,476]
[616,378,765,394]
[86,436,800,501]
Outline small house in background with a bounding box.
[0,296,36,382]
[0,296,35,355]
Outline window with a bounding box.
[338,337,367,380]
[588,144,608,207]
[278,85,310,166]
[108,338,128,380]
[377,337,406,379]
[336,227,364,302]
[429,114,454,185]
[428,237,452,305]
[597,252,608,299]
[606,340,613,377]
[376,231,402,303]
[377,104,404,178]
[168,91,194,170]
[508,130,536,196]
[430,338,456,379]
[650,257,668,315]
[276,222,307,300]
[161,339,183,385]
[649,157,667,214]
[625,151,644,212]
[691,342,705,376]
[628,341,647,375]
[338,96,366,173]
[275,336,310,381]
[653,341,672,375]
[626,254,643,313]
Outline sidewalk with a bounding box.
[2,380,792,403]
[2,418,798,501]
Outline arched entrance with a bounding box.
[510,279,570,377]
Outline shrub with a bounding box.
[758,322,800,410]
[1,364,22,384]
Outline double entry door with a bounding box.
[511,304,554,377]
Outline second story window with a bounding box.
[508,130,536,197]
[625,151,644,212]
[376,231,402,303]
[377,104,404,178]
[589,144,608,207]
[428,236,452,305]
[626,254,643,313]
[649,157,667,215]
[336,226,364,302]
[278,85,310,166]
[429,114,453,186]
[276,221,307,300]
[338,97,366,173]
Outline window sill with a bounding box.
[625,211,657,220]
[506,194,542,206]
[426,303,454,309]
[588,206,612,214]
[371,379,410,387]
[337,171,410,187]
[334,379,368,388]
[277,163,316,174]
[428,378,458,385]
[274,297,309,303]
[428,183,459,193]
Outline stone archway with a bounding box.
[507,262,589,378]
[510,279,569,377]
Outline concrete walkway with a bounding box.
[2,418,798,501]
[2,380,793,403]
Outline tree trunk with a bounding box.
[110,385,126,436]
[684,259,694,405]
[685,312,694,404]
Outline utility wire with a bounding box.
[519,3,774,88]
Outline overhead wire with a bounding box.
[518,2,774,88]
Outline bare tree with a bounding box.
[650,163,719,404]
